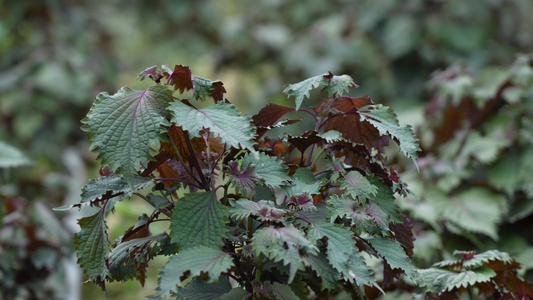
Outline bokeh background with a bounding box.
[2,0,533,299]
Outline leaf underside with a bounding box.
[74,210,110,281]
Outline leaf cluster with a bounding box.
[71,64,421,298]
[399,54,533,271]
[416,250,533,299]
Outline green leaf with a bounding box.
[269,282,299,300]
[459,131,510,164]
[107,233,168,282]
[305,251,341,290]
[81,176,153,204]
[230,199,287,222]
[283,72,357,110]
[56,176,153,211]
[415,267,496,294]
[367,176,402,223]
[321,74,357,97]
[154,246,235,298]
[0,141,32,168]
[428,187,506,240]
[283,74,326,110]
[176,277,232,300]
[220,287,250,300]
[307,223,375,287]
[358,104,420,161]
[316,130,344,143]
[367,237,414,279]
[294,203,329,226]
[326,194,374,229]
[241,152,290,188]
[337,171,377,202]
[81,85,174,186]
[73,210,110,281]
[252,224,318,282]
[192,75,226,102]
[433,250,515,269]
[282,167,323,197]
[169,101,257,154]
[170,192,229,250]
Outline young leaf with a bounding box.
[138,65,164,82]
[73,210,110,281]
[367,237,414,279]
[283,73,326,110]
[230,199,287,222]
[337,171,378,202]
[241,152,290,188]
[283,72,358,110]
[169,192,229,250]
[326,194,374,230]
[307,223,375,287]
[358,104,420,161]
[228,161,260,194]
[282,167,323,197]
[166,64,193,93]
[192,75,226,102]
[252,224,318,283]
[154,246,235,298]
[169,101,257,154]
[321,72,357,97]
[176,277,232,300]
[81,85,174,186]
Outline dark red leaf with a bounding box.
[389,215,415,258]
[252,103,295,127]
[139,65,164,82]
[323,96,390,154]
[166,64,193,93]
[288,130,323,154]
[160,125,207,165]
[210,81,227,103]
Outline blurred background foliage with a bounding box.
[1,0,533,299]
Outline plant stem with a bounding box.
[248,217,254,239]
[222,181,231,206]
[167,133,204,187]
[255,253,262,282]
[184,131,211,190]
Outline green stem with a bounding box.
[311,147,327,167]
[255,253,262,282]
